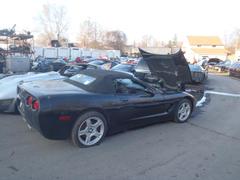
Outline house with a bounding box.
[182,36,228,62]
[124,46,179,57]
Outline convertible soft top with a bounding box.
[139,48,192,90]
[67,69,133,94]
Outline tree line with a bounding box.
[35,4,127,53]
[35,4,182,54]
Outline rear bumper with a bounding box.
[17,96,73,140]
[17,97,41,132]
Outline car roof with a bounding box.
[80,69,133,79]
[68,69,134,93]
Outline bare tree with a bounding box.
[78,19,103,48]
[139,35,154,48]
[103,30,127,53]
[36,4,68,46]
[172,34,178,47]
[223,29,240,54]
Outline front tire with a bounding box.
[174,99,192,123]
[71,111,108,148]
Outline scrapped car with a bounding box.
[207,58,222,69]
[18,70,195,148]
[69,57,95,64]
[88,59,119,70]
[229,62,240,78]
[32,57,67,72]
[17,49,195,148]
[214,60,233,72]
[188,64,208,83]
[58,64,97,77]
[0,72,65,113]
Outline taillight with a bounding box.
[26,96,33,106]
[32,100,40,110]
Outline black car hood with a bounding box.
[139,48,192,90]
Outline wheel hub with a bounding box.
[178,102,191,122]
[77,117,104,146]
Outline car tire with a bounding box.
[174,99,192,123]
[71,111,108,148]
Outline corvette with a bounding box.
[17,49,195,148]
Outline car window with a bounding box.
[135,58,150,72]
[111,64,133,72]
[114,78,146,94]
[70,74,96,85]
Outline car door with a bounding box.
[112,78,167,124]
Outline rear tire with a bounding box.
[71,111,108,148]
[174,99,192,123]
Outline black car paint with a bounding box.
[17,70,195,140]
[32,57,67,72]
[58,64,97,77]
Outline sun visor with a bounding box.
[139,48,192,90]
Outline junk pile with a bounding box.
[0,25,34,73]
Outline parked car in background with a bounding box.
[72,57,95,64]
[214,60,233,72]
[207,58,222,69]
[58,64,97,77]
[0,72,65,113]
[229,62,240,78]
[188,64,208,83]
[88,59,119,70]
[17,69,196,148]
[32,57,67,72]
[111,63,136,75]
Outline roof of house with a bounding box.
[187,36,223,46]
[191,48,228,55]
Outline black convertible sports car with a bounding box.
[17,49,195,148]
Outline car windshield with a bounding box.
[111,64,133,72]
[69,74,96,85]
[89,60,106,65]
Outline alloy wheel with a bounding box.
[77,117,104,146]
[177,102,191,122]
